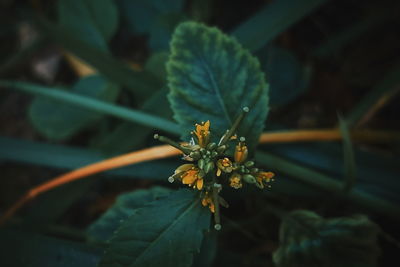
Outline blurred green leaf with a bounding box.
[262,45,312,107]
[87,187,171,242]
[23,179,95,229]
[34,17,162,100]
[91,88,173,154]
[0,229,101,267]
[338,116,356,193]
[273,210,380,267]
[99,190,210,267]
[117,0,184,34]
[29,75,119,140]
[344,65,400,127]
[232,0,329,51]
[145,51,170,82]
[167,22,269,148]
[192,231,217,267]
[58,0,118,51]
[0,80,180,134]
[149,13,187,51]
[256,151,400,220]
[0,136,177,180]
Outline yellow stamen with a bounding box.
[234,142,248,163]
[194,120,210,148]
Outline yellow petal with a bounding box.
[216,168,222,177]
[209,202,215,213]
[196,178,204,190]
[182,170,197,184]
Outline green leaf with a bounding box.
[0,80,180,134]
[23,179,94,229]
[0,229,101,267]
[117,0,184,34]
[232,0,329,51]
[256,151,400,221]
[34,17,162,100]
[167,22,269,148]
[149,13,187,51]
[273,210,380,267]
[87,187,171,242]
[338,116,356,193]
[29,75,119,140]
[262,45,312,107]
[91,88,173,154]
[58,0,118,51]
[99,190,210,267]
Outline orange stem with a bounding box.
[1,128,399,225]
[0,145,180,225]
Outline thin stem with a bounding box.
[258,129,400,144]
[154,134,191,154]
[211,173,222,230]
[219,106,249,145]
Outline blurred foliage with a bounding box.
[273,210,380,267]
[0,0,399,266]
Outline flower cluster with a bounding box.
[155,107,275,229]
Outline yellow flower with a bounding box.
[201,192,215,213]
[216,157,233,176]
[255,171,275,189]
[174,164,204,190]
[229,173,242,189]
[234,142,248,163]
[192,120,210,148]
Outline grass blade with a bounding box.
[0,80,180,135]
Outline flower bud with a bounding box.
[207,142,217,151]
[216,145,227,154]
[244,161,254,168]
[204,161,214,174]
[243,174,256,184]
[198,159,206,170]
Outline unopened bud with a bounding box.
[198,159,206,170]
[244,161,254,168]
[216,145,227,154]
[243,174,256,184]
[207,142,217,151]
[204,161,214,174]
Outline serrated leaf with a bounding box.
[29,75,119,140]
[87,187,171,242]
[58,0,118,51]
[167,22,269,149]
[99,190,210,267]
[273,210,380,267]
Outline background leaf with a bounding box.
[167,22,269,148]
[0,229,101,267]
[273,210,380,267]
[29,75,119,140]
[87,186,171,242]
[58,0,118,51]
[117,0,184,34]
[99,189,210,267]
[261,45,312,107]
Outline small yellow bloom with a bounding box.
[175,164,204,190]
[216,157,233,176]
[192,120,210,148]
[234,142,248,163]
[201,192,215,213]
[229,173,242,189]
[255,171,275,189]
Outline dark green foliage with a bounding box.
[99,190,210,267]
[29,75,119,140]
[0,229,101,267]
[167,22,269,149]
[262,46,311,107]
[58,0,118,51]
[87,187,171,242]
[273,210,380,267]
